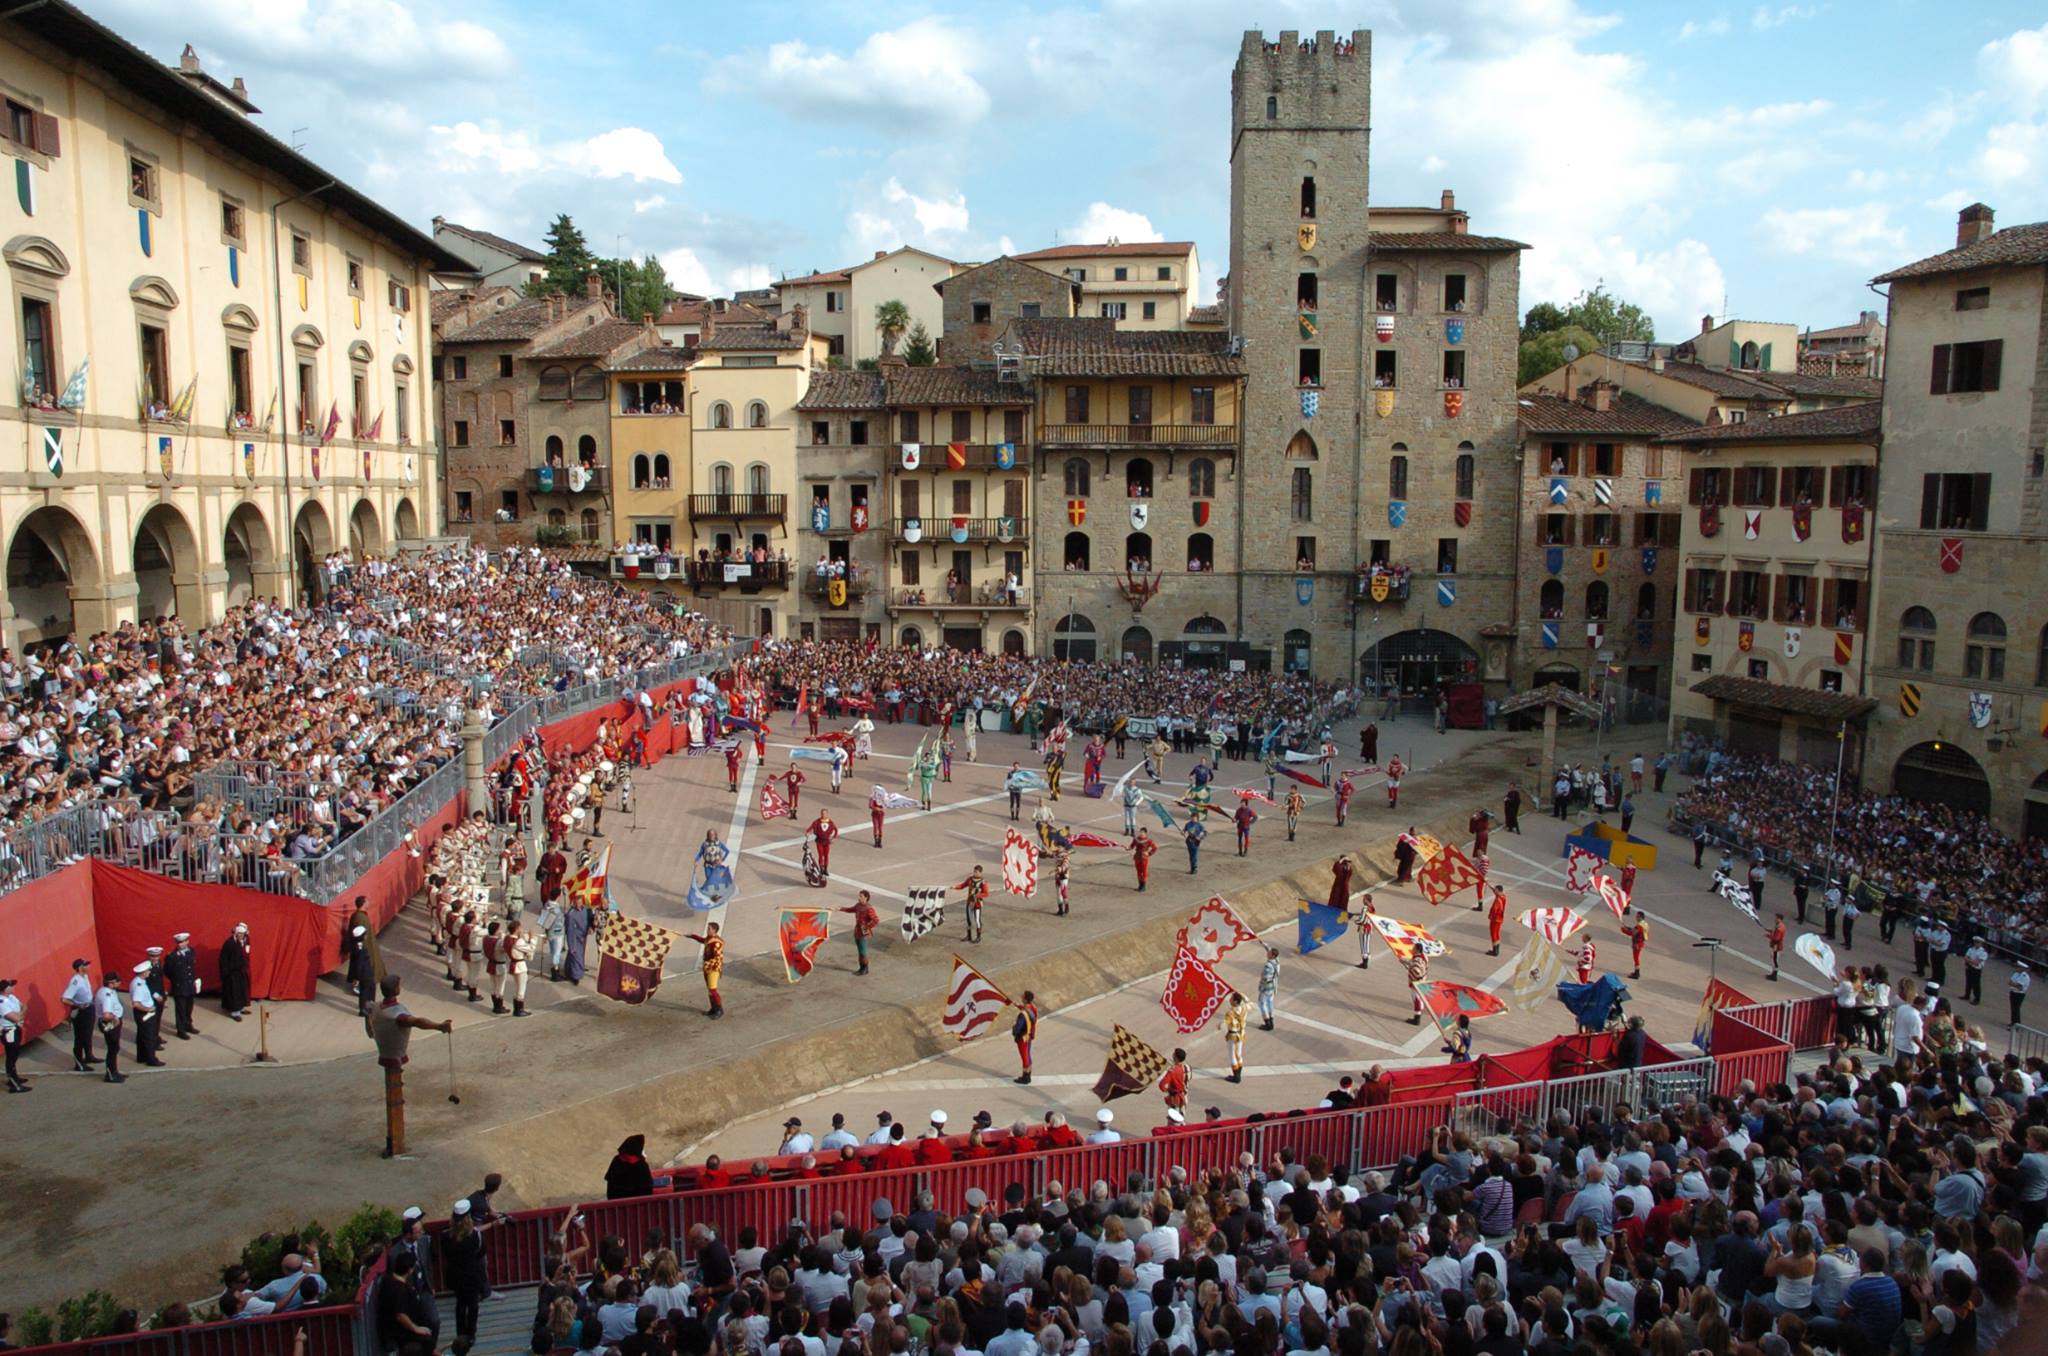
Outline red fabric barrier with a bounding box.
[0,861,98,1040]
[1785,996,1836,1051]
[1710,1008,1783,1057]
[87,860,336,1002]
[1384,1060,1483,1103]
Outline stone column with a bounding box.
[462,708,488,816]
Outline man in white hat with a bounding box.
[95,969,127,1083]
[129,960,165,1066]
[165,931,201,1039]
[2013,961,2032,1027]
[219,923,253,1021]
[348,924,378,1016]
[1087,1108,1120,1144]
[917,1110,952,1165]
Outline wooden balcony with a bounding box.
[687,493,787,520]
[886,588,1032,614]
[683,560,790,591]
[1036,423,1238,448]
[528,464,608,494]
[887,517,1029,544]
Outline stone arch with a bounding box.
[1892,740,1990,817]
[349,498,383,556]
[132,501,203,624]
[290,324,325,350]
[394,497,420,540]
[3,233,71,278]
[347,339,375,364]
[128,274,180,309]
[1001,628,1027,657]
[392,354,415,377]
[222,501,275,608]
[1053,612,1097,662]
[1358,627,1481,697]
[221,302,261,333]
[1121,624,1153,666]
[899,625,923,649]
[1284,627,1313,674]
[293,499,334,603]
[1286,430,1319,460]
[5,503,105,646]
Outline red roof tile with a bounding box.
[1517,392,1699,437]
[1369,232,1528,252]
[1012,241,1195,261]
[1873,220,2048,282]
[1006,318,1244,377]
[1659,401,1880,445]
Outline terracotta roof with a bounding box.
[1007,318,1244,377]
[436,218,545,262]
[696,322,808,352]
[1649,362,1786,399]
[884,365,1033,407]
[1659,400,1880,445]
[796,371,887,410]
[1873,220,2048,282]
[1752,371,1883,400]
[440,295,604,344]
[1516,392,1699,437]
[608,344,695,372]
[430,285,517,326]
[529,318,649,360]
[1186,304,1224,325]
[1369,232,1529,252]
[656,299,772,327]
[1805,316,1883,341]
[1012,241,1195,260]
[1688,675,1878,723]
[777,268,851,288]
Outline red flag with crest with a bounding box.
[1415,844,1484,906]
[1161,943,1233,1033]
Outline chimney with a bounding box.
[231,76,250,103]
[1861,310,1877,326]
[1587,379,1615,414]
[791,303,809,334]
[1957,203,1995,248]
[712,298,728,314]
[1440,189,1455,211]
[1700,315,1714,334]
[1650,352,1665,373]
[700,312,717,344]
[180,44,202,74]
[874,249,888,260]
[432,214,446,232]
[642,311,655,334]
[584,270,603,300]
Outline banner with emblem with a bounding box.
[1369,572,1390,603]
[996,517,1017,542]
[1700,506,1718,537]
[994,442,1016,469]
[310,443,322,481]
[1092,1024,1169,1102]
[1443,390,1464,418]
[1645,481,1662,505]
[158,434,175,478]
[1792,504,1812,541]
[1545,546,1563,575]
[1388,500,1407,529]
[1898,681,1921,717]
[1743,509,1762,540]
[1541,620,1558,649]
[1939,538,1963,573]
[1296,576,1314,605]
[1738,620,1754,652]
[596,913,679,1005]
[1297,223,1317,251]
[945,442,967,470]
[1374,314,1394,342]
[851,503,868,532]
[242,441,256,479]
[1641,547,1658,574]
[901,890,946,941]
[1298,310,1319,341]
[903,517,923,543]
[1696,616,1711,646]
[41,426,62,476]
[1842,503,1864,543]
[1454,501,1472,528]
[1445,318,1465,345]
[1001,826,1038,897]
[1438,578,1456,607]
[900,442,921,470]
[1833,632,1853,666]
[950,516,969,544]
[1067,499,1085,526]
[1161,943,1233,1034]
[1549,478,1568,506]
[1192,500,1211,526]
[827,578,848,608]
[1586,621,1602,649]
[1301,389,1320,418]
[1130,502,1149,530]
[777,909,830,983]
[1593,478,1613,506]
[1970,692,1993,728]
[1783,627,1802,658]
[811,502,830,534]
[1591,548,1609,575]
[1374,389,1394,418]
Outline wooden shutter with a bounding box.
[1759,467,1778,505]
[1821,579,1837,629]
[899,480,919,518]
[1983,340,2003,392]
[1564,515,1577,546]
[33,112,59,157]
[1919,473,1941,529]
[1772,575,1789,623]
[1003,479,1024,518]
[1828,466,1844,507]
[1971,472,1992,530]
[1930,344,1951,395]
[1661,514,1681,547]
[1689,468,1705,505]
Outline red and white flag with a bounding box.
[1064,830,1122,848]
[1179,895,1257,963]
[1594,873,1630,922]
[758,782,790,821]
[1161,943,1233,1033]
[1415,844,1484,906]
[1519,907,1587,945]
[942,953,1013,1041]
[1369,914,1447,961]
[1001,826,1038,897]
[1565,846,1604,894]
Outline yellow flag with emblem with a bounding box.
[1507,933,1575,1011]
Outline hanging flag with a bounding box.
[901,890,946,941]
[1743,509,1762,540]
[1644,481,1662,505]
[942,954,1013,1040]
[1519,907,1587,945]
[1161,943,1233,1033]
[1387,500,1407,528]
[1297,897,1350,953]
[1565,846,1604,894]
[1301,388,1320,418]
[1369,914,1446,962]
[1898,682,1921,717]
[1413,980,1507,1022]
[1508,934,1576,1011]
[1593,478,1613,506]
[1549,478,1568,506]
[1001,826,1038,897]
[595,913,678,1004]
[1594,873,1630,922]
[1939,538,1963,573]
[1399,831,1445,861]
[1641,547,1658,574]
[1969,692,1993,729]
[758,782,791,820]
[319,401,341,447]
[1438,579,1457,608]
[1415,844,1483,906]
[1092,1024,1169,1102]
[1834,632,1854,666]
[777,909,831,982]
[41,426,62,476]
[1794,932,1836,981]
[1714,872,1759,922]
[1692,977,1757,1051]
[1454,500,1472,528]
[901,442,921,470]
[1180,895,1257,963]
[57,358,89,410]
[1540,621,1559,649]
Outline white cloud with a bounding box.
[98,0,511,80]
[1979,23,2048,114]
[428,122,681,185]
[581,129,682,185]
[727,264,775,293]
[1065,202,1164,244]
[1678,16,1730,39]
[659,247,716,298]
[1420,153,1448,173]
[1760,206,1908,266]
[1525,239,1727,336]
[1844,169,1890,192]
[1924,189,1975,212]
[885,179,971,236]
[1752,5,1816,30]
[1718,147,1815,189]
[709,18,990,126]
[1978,120,2048,183]
[634,195,668,214]
[844,178,990,260]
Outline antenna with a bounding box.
[290,126,309,152]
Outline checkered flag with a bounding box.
[902,888,946,941]
[1092,1024,1169,1102]
[596,912,679,1004]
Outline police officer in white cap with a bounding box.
[348,925,377,1017]
[2012,962,2032,1027]
[1087,1108,1120,1143]
[95,970,127,1083]
[61,958,98,1071]
[779,1117,814,1155]
[1,977,28,1092]
[129,961,165,1066]
[165,931,201,1039]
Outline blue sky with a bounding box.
[96,0,2048,341]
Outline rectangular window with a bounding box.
[1685,569,1725,614]
[1020,302,1042,319]
[1641,445,1664,478]
[395,385,410,443]
[294,360,317,430]
[899,410,920,442]
[127,154,159,209]
[1543,513,1571,545]
[1142,301,1156,321]
[220,197,245,244]
[452,419,469,447]
[1727,409,1746,424]
[346,259,364,296]
[1100,301,1127,320]
[1588,514,1616,546]
[1298,349,1322,386]
[352,373,367,432]
[1298,272,1319,308]
[1919,472,1991,531]
[1442,273,1468,311]
[1442,350,1466,387]
[1829,463,1873,505]
[971,301,991,324]
[228,343,253,420]
[498,354,514,378]
[449,354,467,381]
[1818,669,1843,693]
[431,355,443,381]
[898,480,919,519]
[1831,577,1863,629]
[824,291,841,313]
[900,550,920,586]
[1291,467,1313,521]
[1732,569,1767,618]
[1781,464,1822,504]
[1113,266,1129,281]
[1955,287,1990,311]
[500,490,519,520]
[1437,538,1458,574]
[1375,274,1397,310]
[1930,339,2002,394]
[1373,350,1397,387]
[1296,537,1317,569]
[1748,658,1769,680]
[811,420,831,446]
[1066,267,1085,283]
[1127,386,1153,426]
[4,99,33,148]
[1389,458,1409,500]
[498,418,515,445]
[1691,653,1713,673]
[1157,265,1172,281]
[1003,479,1025,519]
[1592,443,1619,476]
[454,490,474,522]
[1369,537,1390,567]
[1734,466,1777,507]
[950,409,972,442]
[850,419,868,446]
[138,323,170,407]
[1064,385,1090,424]
[1190,386,1216,424]
[951,479,973,514]
[291,233,310,272]
[1004,409,1024,443]
[20,296,54,397]
[388,280,412,313]
[1455,456,1475,499]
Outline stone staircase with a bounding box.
[438,1286,539,1356]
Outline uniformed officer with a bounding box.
[1928,920,1953,989]
[2012,963,2032,1027]
[352,924,380,1015]
[505,921,535,1017]
[129,961,164,1066]
[62,958,98,1072]
[1822,878,1842,940]
[165,932,201,1039]
[1087,1108,1120,1143]
[1,978,28,1093]
[96,971,127,1083]
[144,946,168,1025]
[1913,917,1932,976]
[1222,993,1248,1084]
[1963,937,1989,1004]
[458,916,484,1004]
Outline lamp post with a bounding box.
[1822,718,1848,891]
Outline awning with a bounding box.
[1688,675,1878,723]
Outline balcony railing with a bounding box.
[892,443,1023,470]
[1037,423,1237,448]
[800,569,872,600]
[529,464,608,494]
[887,588,1031,612]
[687,493,788,520]
[887,517,1030,543]
[684,560,791,590]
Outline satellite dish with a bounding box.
[1561,343,1581,364]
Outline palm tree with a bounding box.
[874,299,911,357]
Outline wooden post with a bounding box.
[382,1065,406,1158]
[250,1001,275,1063]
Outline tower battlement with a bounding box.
[1231,29,1371,136]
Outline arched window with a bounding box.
[1389,454,1408,500]
[579,507,600,542]
[577,434,597,464]
[1738,341,1761,370]
[710,401,733,429]
[1002,629,1026,657]
[1539,580,1564,617]
[1286,430,1319,460]
[1125,531,1154,571]
[1898,606,1936,671]
[900,626,923,650]
[1291,467,1313,521]
[1053,614,1096,662]
[1063,458,1090,497]
[633,453,651,489]
[746,463,770,496]
[570,365,606,400]
[1188,458,1215,498]
[653,453,670,485]
[1126,457,1154,498]
[1121,625,1153,665]
[1455,444,1475,499]
[544,434,564,463]
[547,508,566,528]
[1636,581,1657,621]
[1966,611,2007,681]
[1185,615,1228,635]
[1299,176,1316,220]
[1284,628,1313,674]
[746,400,768,429]
[1064,531,1091,571]
[1586,581,1609,620]
[711,463,734,497]
[1186,533,1214,571]
[537,365,570,400]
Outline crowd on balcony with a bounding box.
[1673,748,2048,960]
[0,546,731,889]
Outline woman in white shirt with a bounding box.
[1095,1216,1136,1267]
[1762,1225,1817,1315]
[1563,1217,1609,1277]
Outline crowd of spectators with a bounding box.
[1673,750,2048,960]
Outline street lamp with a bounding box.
[1823,718,1848,891]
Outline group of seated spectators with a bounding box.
[1675,749,2048,960]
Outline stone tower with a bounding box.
[1228,29,1372,677]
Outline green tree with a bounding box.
[527,214,596,297]
[1563,283,1656,346]
[1520,301,1569,341]
[874,299,911,357]
[615,254,673,324]
[1517,324,1603,387]
[900,320,936,366]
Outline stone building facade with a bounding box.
[1513,385,1695,720]
[1865,206,2048,836]
[935,257,1078,365]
